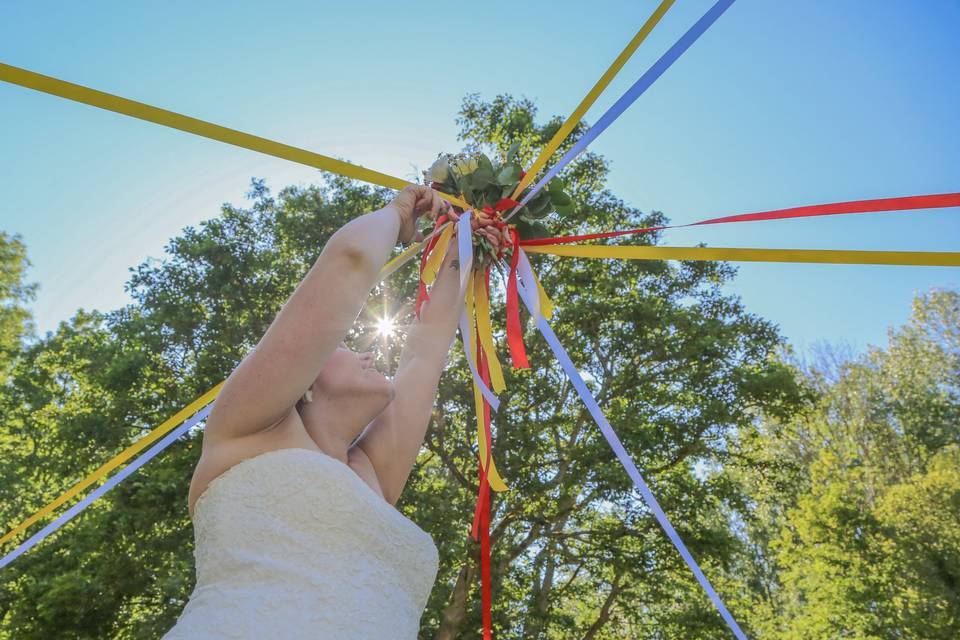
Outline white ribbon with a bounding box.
[0,403,214,570]
[453,210,500,411]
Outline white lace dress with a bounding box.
[162,448,440,639]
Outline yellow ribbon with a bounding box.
[421,224,455,285]
[523,244,960,267]
[0,63,469,289]
[511,0,676,198]
[531,265,555,320]
[0,63,469,210]
[0,382,224,546]
[465,271,509,492]
[474,273,506,393]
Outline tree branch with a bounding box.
[580,572,626,640]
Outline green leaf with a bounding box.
[548,188,572,206]
[496,163,521,186]
[455,175,471,200]
[484,185,502,206]
[554,202,575,217]
[529,190,551,214]
[477,153,494,175]
[519,200,549,219]
[472,166,494,188]
[515,219,550,240]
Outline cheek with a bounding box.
[314,358,354,392]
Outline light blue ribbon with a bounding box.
[456,210,475,298]
[459,308,501,412]
[455,209,502,411]
[0,403,213,571]
[514,250,747,639]
[509,0,737,218]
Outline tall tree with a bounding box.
[730,289,960,639]
[1,95,805,639]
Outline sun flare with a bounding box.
[375,317,396,338]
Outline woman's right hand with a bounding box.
[387,185,451,245]
[447,209,511,257]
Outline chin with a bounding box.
[365,370,396,403]
[384,377,397,403]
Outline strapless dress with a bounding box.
[162,447,439,639]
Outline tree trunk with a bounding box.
[434,547,479,640]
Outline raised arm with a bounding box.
[354,212,508,505]
[203,185,449,445]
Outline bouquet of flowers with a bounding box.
[423,143,575,268]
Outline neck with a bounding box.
[301,400,368,464]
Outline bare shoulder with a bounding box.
[187,409,387,518]
[188,408,314,518]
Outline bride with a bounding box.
[163,185,503,639]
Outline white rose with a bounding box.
[454,156,479,176]
[425,156,450,183]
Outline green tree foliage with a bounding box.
[3,94,808,639]
[0,232,34,383]
[730,289,960,639]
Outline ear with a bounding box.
[295,389,313,413]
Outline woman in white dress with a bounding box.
[163,185,504,639]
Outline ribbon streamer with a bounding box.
[516,249,553,321]
[474,269,507,393]
[416,215,454,319]
[457,212,476,298]
[422,224,455,284]
[0,63,468,209]
[472,338,496,640]
[455,212,502,411]
[459,306,502,412]
[505,229,530,368]
[521,192,960,247]
[513,250,747,640]
[467,271,508,492]
[0,403,214,570]
[0,383,223,547]
[524,244,960,267]
[507,0,736,219]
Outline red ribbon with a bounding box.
[471,336,491,540]
[471,330,494,640]
[505,228,529,369]
[519,192,960,247]
[481,197,521,216]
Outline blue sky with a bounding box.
[2,0,958,360]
